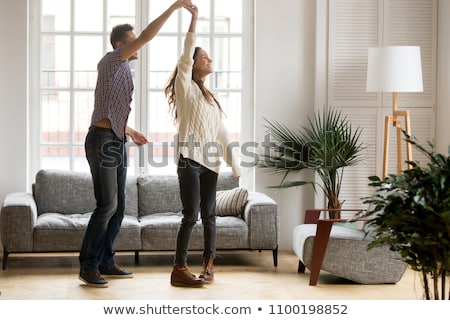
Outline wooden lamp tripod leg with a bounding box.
[383,115,393,180]
[383,92,413,179]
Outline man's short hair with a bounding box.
[110,24,134,49]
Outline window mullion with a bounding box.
[69,0,75,170]
[136,0,148,175]
[138,0,147,136]
[103,0,108,54]
[209,0,215,89]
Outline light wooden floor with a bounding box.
[0,250,423,300]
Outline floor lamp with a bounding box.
[366,46,423,179]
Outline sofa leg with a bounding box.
[272,246,278,267]
[2,248,9,270]
[134,251,139,264]
[298,260,306,273]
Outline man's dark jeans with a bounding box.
[175,155,218,265]
[79,126,127,273]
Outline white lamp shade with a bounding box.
[366,46,423,92]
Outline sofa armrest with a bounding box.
[243,192,279,249]
[1,193,37,252]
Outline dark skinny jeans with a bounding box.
[175,155,218,265]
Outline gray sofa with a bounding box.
[1,169,279,270]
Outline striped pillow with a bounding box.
[216,187,249,217]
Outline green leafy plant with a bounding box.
[257,107,365,218]
[360,134,450,300]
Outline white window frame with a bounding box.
[29,0,254,186]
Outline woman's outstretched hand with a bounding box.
[185,3,198,17]
[185,3,198,33]
[175,0,193,9]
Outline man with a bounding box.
[79,0,193,288]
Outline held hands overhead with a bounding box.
[177,0,197,16]
[177,0,194,9]
[125,1,197,148]
[184,2,198,16]
[171,1,195,13]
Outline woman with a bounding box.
[164,5,241,288]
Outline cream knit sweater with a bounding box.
[174,32,241,177]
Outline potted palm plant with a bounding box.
[360,134,450,300]
[256,106,365,218]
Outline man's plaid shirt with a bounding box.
[91,47,133,140]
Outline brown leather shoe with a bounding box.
[199,257,214,283]
[171,264,205,288]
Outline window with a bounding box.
[31,0,249,177]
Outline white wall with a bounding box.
[254,0,317,250]
[0,1,28,203]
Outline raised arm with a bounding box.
[174,5,199,100]
[185,4,198,32]
[121,0,193,61]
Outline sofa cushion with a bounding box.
[33,213,141,251]
[140,212,181,250]
[34,170,96,215]
[217,172,239,190]
[214,216,249,249]
[216,187,248,216]
[188,216,249,250]
[138,175,182,215]
[35,212,92,230]
[292,224,368,264]
[124,176,139,218]
[139,212,248,250]
[33,169,139,217]
[137,172,239,216]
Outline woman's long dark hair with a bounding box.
[164,47,223,121]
